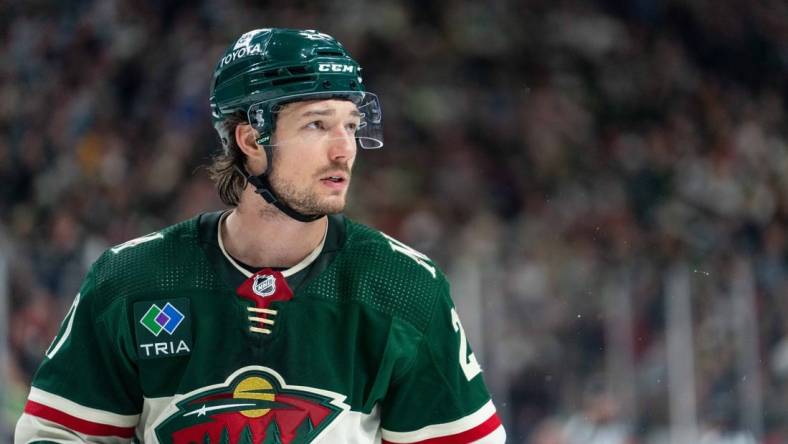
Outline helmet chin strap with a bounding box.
[239,142,324,223]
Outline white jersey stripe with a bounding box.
[28,387,140,428]
[380,400,497,442]
[479,424,507,443]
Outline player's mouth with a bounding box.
[320,173,349,190]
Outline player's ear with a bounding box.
[235,123,267,173]
[235,123,262,155]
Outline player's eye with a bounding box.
[305,120,325,130]
[348,116,364,131]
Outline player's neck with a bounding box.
[221,201,328,270]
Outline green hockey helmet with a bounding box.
[210,28,383,149]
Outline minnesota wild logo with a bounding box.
[154,366,349,443]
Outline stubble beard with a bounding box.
[267,166,350,216]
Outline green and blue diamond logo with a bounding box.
[134,298,192,359]
[140,302,185,336]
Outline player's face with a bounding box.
[268,99,360,216]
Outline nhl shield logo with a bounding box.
[253,274,276,297]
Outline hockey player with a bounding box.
[16,28,506,443]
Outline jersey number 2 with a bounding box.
[451,308,482,380]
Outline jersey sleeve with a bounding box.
[15,264,142,443]
[380,287,506,444]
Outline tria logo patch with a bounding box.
[252,274,276,297]
[153,366,349,443]
[134,298,192,359]
[140,303,184,336]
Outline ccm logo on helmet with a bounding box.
[318,63,354,73]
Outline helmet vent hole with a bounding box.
[322,80,332,89]
[286,66,309,75]
[316,49,343,56]
[271,75,315,86]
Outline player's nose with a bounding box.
[327,127,356,161]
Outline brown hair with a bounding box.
[207,111,248,206]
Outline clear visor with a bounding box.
[247,91,383,149]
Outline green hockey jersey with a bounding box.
[16,212,505,443]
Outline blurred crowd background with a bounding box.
[1,0,787,442]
